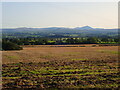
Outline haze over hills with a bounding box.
[2,26,118,38]
[2,25,118,31]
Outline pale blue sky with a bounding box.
[2,2,118,29]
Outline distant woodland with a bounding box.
[1,27,119,50]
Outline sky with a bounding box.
[2,2,118,29]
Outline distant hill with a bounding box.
[2,26,118,31]
[75,26,94,30]
[2,26,118,38]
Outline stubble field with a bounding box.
[2,45,119,89]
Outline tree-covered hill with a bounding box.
[2,26,118,38]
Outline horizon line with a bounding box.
[1,26,118,29]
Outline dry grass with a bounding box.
[2,45,119,89]
[2,45,118,64]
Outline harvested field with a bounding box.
[2,45,119,89]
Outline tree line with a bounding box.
[3,37,119,45]
[2,37,119,50]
